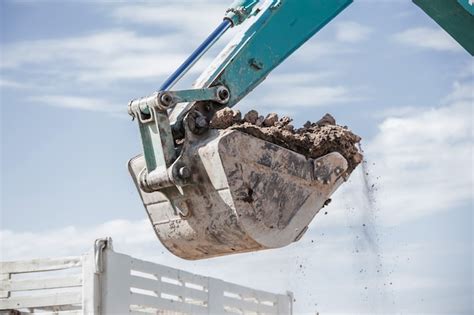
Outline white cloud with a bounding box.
[372,106,421,119]
[0,219,155,261]
[290,40,357,62]
[29,95,123,113]
[262,72,336,86]
[243,72,366,111]
[335,21,373,43]
[457,61,474,81]
[0,78,28,89]
[110,2,226,38]
[442,80,474,104]
[364,81,473,225]
[260,85,361,108]
[393,27,463,52]
[1,30,206,84]
[3,30,168,68]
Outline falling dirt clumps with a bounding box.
[210,108,363,173]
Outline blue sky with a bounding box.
[1,0,473,314]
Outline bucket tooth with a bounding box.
[129,129,349,260]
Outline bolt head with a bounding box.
[178,166,191,179]
[217,88,230,103]
[187,110,209,135]
[160,93,173,107]
[195,116,208,128]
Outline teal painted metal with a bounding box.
[413,0,474,55]
[173,0,352,124]
[458,0,474,15]
[134,86,228,115]
[207,0,352,107]
[163,86,229,107]
[138,110,175,172]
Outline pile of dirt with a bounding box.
[210,108,363,173]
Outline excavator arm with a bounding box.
[126,0,472,260]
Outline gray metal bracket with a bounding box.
[127,85,230,193]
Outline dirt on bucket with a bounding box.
[210,108,363,174]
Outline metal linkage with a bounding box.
[158,86,230,109]
[128,86,230,120]
[127,85,230,193]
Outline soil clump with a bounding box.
[210,108,362,173]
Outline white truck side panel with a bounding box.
[0,238,292,315]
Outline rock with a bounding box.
[315,113,336,126]
[243,110,259,124]
[353,152,364,165]
[279,116,292,126]
[263,113,279,127]
[209,108,235,129]
[255,115,265,127]
[232,109,242,123]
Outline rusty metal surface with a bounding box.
[129,130,348,260]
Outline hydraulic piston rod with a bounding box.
[159,0,262,91]
[159,19,232,91]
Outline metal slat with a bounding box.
[0,257,82,274]
[15,310,83,315]
[130,275,208,302]
[222,296,276,314]
[129,292,207,314]
[1,275,82,292]
[0,292,82,309]
[131,258,178,278]
[131,258,208,287]
[52,311,82,315]
[24,304,82,312]
[224,282,277,304]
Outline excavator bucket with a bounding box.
[125,0,358,260]
[129,129,350,260]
